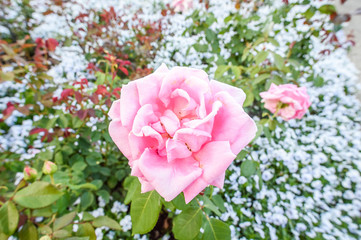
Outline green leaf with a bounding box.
[255,51,269,65]
[203,218,230,240]
[124,176,141,205]
[242,88,254,107]
[171,193,187,210]
[92,216,121,231]
[319,4,336,14]
[241,160,257,178]
[212,195,226,212]
[214,65,230,79]
[14,181,63,209]
[241,48,250,62]
[69,183,98,191]
[80,192,94,211]
[0,71,14,82]
[268,119,277,131]
[54,212,76,231]
[193,43,208,52]
[0,201,19,235]
[231,66,241,79]
[273,53,285,70]
[205,29,216,42]
[71,161,87,172]
[77,223,96,240]
[82,212,95,221]
[304,6,316,20]
[53,229,71,238]
[19,222,38,240]
[39,225,52,235]
[173,207,203,240]
[33,206,53,217]
[263,127,272,143]
[131,190,162,234]
[253,73,270,86]
[65,237,90,240]
[252,123,263,143]
[202,196,221,216]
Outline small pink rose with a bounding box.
[260,83,311,121]
[109,64,256,203]
[171,0,193,12]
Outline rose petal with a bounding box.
[183,141,236,203]
[129,126,164,160]
[210,80,246,106]
[132,104,159,136]
[108,119,132,160]
[138,148,202,201]
[108,99,121,120]
[120,82,140,128]
[160,109,180,136]
[173,128,211,153]
[212,92,257,155]
[166,138,192,162]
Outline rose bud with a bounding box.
[23,166,38,182]
[42,161,58,175]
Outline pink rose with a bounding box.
[108,64,256,203]
[171,0,193,12]
[260,83,311,121]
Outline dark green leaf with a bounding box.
[203,218,230,240]
[124,176,141,205]
[202,196,221,216]
[131,190,162,234]
[241,160,257,178]
[173,207,203,240]
[80,192,94,211]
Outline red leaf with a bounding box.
[77,109,88,120]
[2,103,15,119]
[29,128,48,135]
[61,89,74,100]
[119,66,129,76]
[74,91,82,103]
[89,94,99,104]
[95,85,109,96]
[35,38,45,48]
[112,87,121,98]
[45,38,59,52]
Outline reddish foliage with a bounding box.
[95,85,109,96]
[45,38,59,52]
[2,102,16,119]
[60,89,75,100]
